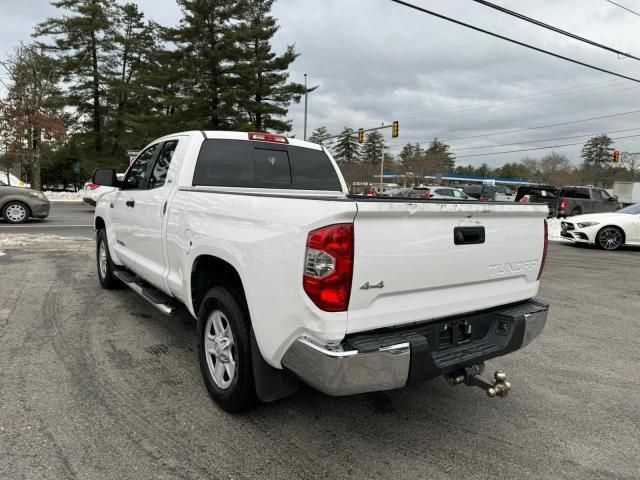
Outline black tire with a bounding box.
[570,207,582,217]
[596,226,624,251]
[96,229,121,289]
[2,201,30,224]
[198,287,257,413]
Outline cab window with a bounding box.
[149,141,178,189]
[123,144,160,190]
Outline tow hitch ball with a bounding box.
[446,363,512,398]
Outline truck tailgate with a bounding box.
[348,201,548,333]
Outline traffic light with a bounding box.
[613,150,621,163]
[357,128,365,143]
[392,120,399,138]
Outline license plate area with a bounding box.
[437,319,474,350]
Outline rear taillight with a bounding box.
[560,199,567,210]
[538,220,548,280]
[87,183,100,190]
[425,191,432,199]
[248,132,288,144]
[303,224,354,312]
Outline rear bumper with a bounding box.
[282,299,548,396]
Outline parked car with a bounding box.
[92,130,549,412]
[555,186,620,218]
[379,187,411,198]
[0,179,50,224]
[516,186,558,217]
[462,184,514,201]
[82,174,125,206]
[408,185,475,200]
[560,203,640,250]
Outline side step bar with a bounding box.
[113,270,178,316]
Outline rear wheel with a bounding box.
[198,287,256,413]
[2,201,30,224]
[596,226,624,250]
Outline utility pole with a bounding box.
[380,143,385,193]
[303,73,308,140]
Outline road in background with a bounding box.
[0,242,638,479]
[0,203,94,237]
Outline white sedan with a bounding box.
[82,174,124,206]
[560,204,640,250]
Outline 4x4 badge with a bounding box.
[360,281,385,290]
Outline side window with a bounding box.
[451,189,464,198]
[149,141,178,189]
[591,189,603,201]
[123,144,159,190]
[577,188,591,199]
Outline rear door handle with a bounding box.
[454,226,485,245]
[126,200,135,208]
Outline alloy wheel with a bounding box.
[5,204,27,223]
[204,310,236,389]
[598,228,623,250]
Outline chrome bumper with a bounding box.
[281,338,410,396]
[282,299,548,396]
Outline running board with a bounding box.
[113,270,178,316]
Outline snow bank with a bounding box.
[0,233,91,249]
[44,191,84,202]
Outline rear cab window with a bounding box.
[192,139,342,191]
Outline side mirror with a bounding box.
[92,168,119,187]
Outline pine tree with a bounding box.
[235,0,305,132]
[361,130,386,164]
[106,3,156,156]
[168,0,243,130]
[308,126,332,145]
[425,138,455,173]
[581,134,613,167]
[333,127,360,164]
[398,143,415,165]
[35,0,118,154]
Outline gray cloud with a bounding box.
[2,0,640,166]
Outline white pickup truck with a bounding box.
[93,131,549,412]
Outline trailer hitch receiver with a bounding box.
[446,363,512,398]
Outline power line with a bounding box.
[451,127,640,151]
[388,0,640,83]
[472,0,640,61]
[441,108,640,141]
[606,0,640,17]
[399,84,639,127]
[455,133,640,158]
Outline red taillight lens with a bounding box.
[87,183,100,190]
[538,220,548,280]
[303,224,354,312]
[248,132,288,144]
[560,199,567,210]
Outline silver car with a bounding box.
[0,179,50,224]
[408,185,476,200]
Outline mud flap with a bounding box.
[250,329,300,402]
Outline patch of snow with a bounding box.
[0,234,91,248]
[0,251,5,256]
[44,191,84,202]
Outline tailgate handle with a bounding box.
[454,226,485,245]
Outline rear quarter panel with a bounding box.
[165,189,357,367]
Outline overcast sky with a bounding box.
[2,0,640,167]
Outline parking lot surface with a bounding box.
[0,203,94,237]
[0,241,638,479]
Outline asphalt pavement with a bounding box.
[0,202,95,237]
[0,240,639,479]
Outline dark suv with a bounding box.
[555,186,620,217]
